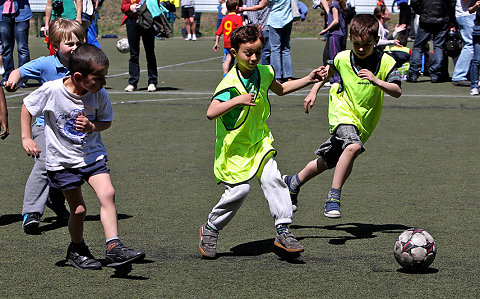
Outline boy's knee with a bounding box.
[72,204,86,216]
[345,143,362,156]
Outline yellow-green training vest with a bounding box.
[329,50,396,143]
[212,64,276,185]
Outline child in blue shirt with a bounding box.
[4,18,85,234]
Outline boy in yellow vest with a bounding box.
[199,25,324,258]
[283,14,402,217]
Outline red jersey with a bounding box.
[215,13,243,49]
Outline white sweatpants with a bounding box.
[207,158,293,231]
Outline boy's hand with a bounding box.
[0,118,8,140]
[235,93,256,107]
[76,115,94,133]
[3,81,18,92]
[308,66,326,83]
[357,69,378,85]
[304,92,317,114]
[213,43,219,52]
[22,138,41,158]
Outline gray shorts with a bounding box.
[315,124,365,169]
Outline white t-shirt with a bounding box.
[24,78,113,171]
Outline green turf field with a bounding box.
[1,37,479,298]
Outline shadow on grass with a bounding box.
[396,267,439,274]
[209,239,305,264]
[55,258,153,280]
[0,214,22,226]
[290,223,411,245]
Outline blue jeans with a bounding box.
[469,26,480,89]
[0,16,30,81]
[260,28,270,66]
[452,14,474,82]
[269,21,293,79]
[409,22,448,81]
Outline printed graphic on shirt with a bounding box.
[56,109,87,144]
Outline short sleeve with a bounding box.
[95,89,113,122]
[23,85,49,118]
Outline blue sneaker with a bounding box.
[324,198,341,218]
[23,212,41,234]
[282,175,299,212]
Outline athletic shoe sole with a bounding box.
[273,240,305,253]
[67,258,102,270]
[106,252,145,267]
[198,225,217,258]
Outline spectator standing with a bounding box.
[0,0,32,83]
[245,0,271,65]
[121,0,158,92]
[217,0,227,29]
[182,0,196,40]
[241,0,294,82]
[468,0,480,95]
[452,0,474,86]
[407,0,456,83]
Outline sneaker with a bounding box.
[470,88,479,96]
[274,232,304,253]
[124,84,135,92]
[66,241,102,270]
[185,34,191,41]
[22,212,41,234]
[452,80,470,86]
[192,35,197,41]
[147,84,156,92]
[282,175,299,212]
[406,75,418,83]
[45,199,70,221]
[105,241,145,267]
[324,197,341,218]
[199,223,218,258]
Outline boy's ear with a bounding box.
[72,71,84,82]
[230,48,237,57]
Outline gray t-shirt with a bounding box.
[24,78,113,171]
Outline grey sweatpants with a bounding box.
[22,125,64,216]
[207,158,293,231]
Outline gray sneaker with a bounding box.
[199,223,218,258]
[274,232,304,253]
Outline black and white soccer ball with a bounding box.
[393,228,436,270]
[116,38,129,54]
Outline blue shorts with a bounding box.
[222,48,231,62]
[47,158,110,190]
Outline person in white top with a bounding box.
[452,0,475,85]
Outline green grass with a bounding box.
[1,37,479,298]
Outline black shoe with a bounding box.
[406,75,418,83]
[105,241,145,267]
[22,213,41,234]
[66,241,102,270]
[46,199,70,221]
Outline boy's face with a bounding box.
[56,33,83,59]
[231,38,263,73]
[351,34,379,59]
[77,63,108,94]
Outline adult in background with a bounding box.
[407,0,456,83]
[245,0,271,65]
[182,0,196,40]
[240,0,294,82]
[451,0,474,86]
[467,0,480,95]
[0,0,32,83]
[121,0,158,92]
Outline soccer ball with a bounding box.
[393,228,436,270]
[116,38,129,54]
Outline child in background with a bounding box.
[384,33,411,79]
[214,0,244,77]
[319,0,346,84]
[0,87,8,140]
[283,14,402,217]
[5,18,85,234]
[199,25,324,258]
[21,45,145,270]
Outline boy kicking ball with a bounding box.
[21,45,145,270]
[199,25,324,258]
[283,14,402,217]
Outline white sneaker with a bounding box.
[124,84,135,92]
[185,34,191,41]
[470,88,479,96]
[147,84,156,92]
[0,65,4,75]
[192,35,197,41]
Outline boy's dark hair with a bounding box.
[230,25,265,51]
[226,0,239,11]
[69,44,109,75]
[349,14,379,40]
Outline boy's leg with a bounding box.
[87,173,118,240]
[62,187,86,244]
[331,143,362,190]
[259,158,304,253]
[199,183,250,258]
[190,16,197,40]
[185,18,191,39]
[222,52,232,75]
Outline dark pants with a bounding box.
[126,18,158,87]
[0,16,30,81]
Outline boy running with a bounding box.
[284,14,402,217]
[199,25,323,258]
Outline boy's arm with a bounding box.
[75,115,112,133]
[213,35,220,51]
[207,93,256,120]
[0,88,9,140]
[357,69,402,98]
[44,0,53,36]
[239,0,268,12]
[304,65,335,113]
[4,69,24,92]
[21,104,41,158]
[269,67,324,96]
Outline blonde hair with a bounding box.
[49,18,85,49]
